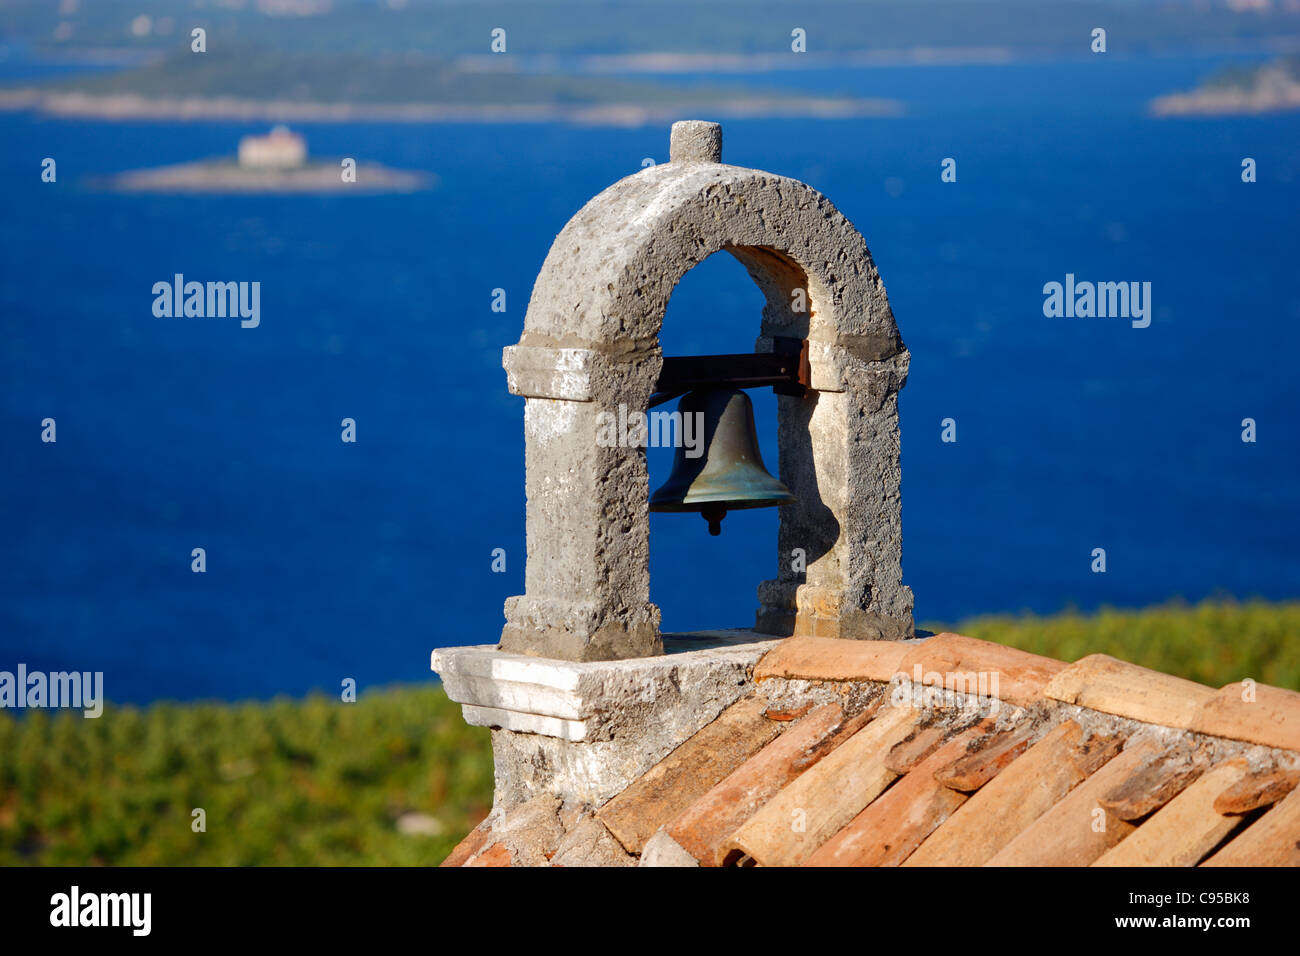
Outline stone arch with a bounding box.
[501,122,913,661]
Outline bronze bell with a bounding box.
[649,388,796,535]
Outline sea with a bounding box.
[2,51,1297,703]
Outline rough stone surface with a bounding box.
[501,120,912,661]
[551,813,637,867]
[639,829,700,867]
[669,119,723,163]
[491,792,565,867]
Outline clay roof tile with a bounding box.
[985,737,1161,866]
[1202,785,1300,866]
[805,718,998,867]
[753,635,913,683]
[665,700,876,866]
[1190,681,1300,752]
[722,701,919,866]
[1042,653,1216,728]
[903,720,1124,866]
[899,633,1068,708]
[440,817,492,867]
[595,694,780,855]
[1093,758,1252,866]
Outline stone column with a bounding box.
[499,345,663,661]
[755,341,914,640]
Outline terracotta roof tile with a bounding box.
[440,817,492,867]
[903,720,1124,866]
[1043,653,1216,728]
[1202,785,1300,866]
[1212,764,1300,815]
[753,635,912,684]
[763,702,814,721]
[1190,681,1300,752]
[596,694,780,855]
[985,737,1161,866]
[723,702,919,866]
[464,842,512,867]
[899,633,1067,708]
[805,719,997,867]
[1097,741,1211,821]
[884,723,953,775]
[1093,758,1252,866]
[665,700,877,866]
[931,722,1037,792]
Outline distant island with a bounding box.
[0,49,901,126]
[98,126,433,194]
[1151,54,1300,116]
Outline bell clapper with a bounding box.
[701,504,727,536]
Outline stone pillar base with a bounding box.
[500,594,663,662]
[756,581,914,641]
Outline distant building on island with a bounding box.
[104,123,433,193]
[237,126,307,170]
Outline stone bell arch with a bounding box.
[501,121,912,662]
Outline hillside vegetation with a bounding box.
[0,687,491,866]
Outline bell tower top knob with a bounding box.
[669,120,722,163]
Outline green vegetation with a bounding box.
[1,599,1294,867]
[0,686,491,866]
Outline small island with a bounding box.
[103,126,434,194]
[1151,55,1300,116]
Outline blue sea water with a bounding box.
[1,54,1297,703]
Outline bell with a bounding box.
[649,388,796,535]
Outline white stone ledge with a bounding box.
[431,630,780,742]
[460,705,588,742]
